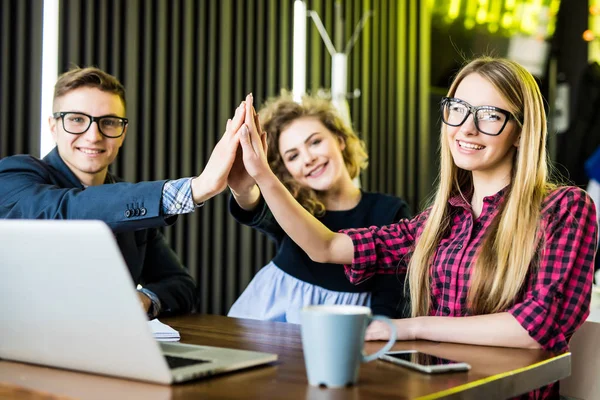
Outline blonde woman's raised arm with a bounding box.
[237,95,353,264]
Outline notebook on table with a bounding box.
[149,319,181,342]
[0,219,277,384]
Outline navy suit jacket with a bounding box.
[0,148,197,315]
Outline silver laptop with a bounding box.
[0,220,277,384]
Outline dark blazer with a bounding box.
[0,148,197,315]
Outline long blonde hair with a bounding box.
[259,92,368,216]
[408,57,553,316]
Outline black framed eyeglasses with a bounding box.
[440,97,516,136]
[53,111,128,138]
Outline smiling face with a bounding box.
[278,117,351,192]
[49,87,127,186]
[446,73,520,180]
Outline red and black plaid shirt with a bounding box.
[341,186,597,399]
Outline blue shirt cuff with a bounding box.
[162,177,203,215]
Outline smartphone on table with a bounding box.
[379,350,471,373]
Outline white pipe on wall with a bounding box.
[292,0,307,103]
[331,53,350,123]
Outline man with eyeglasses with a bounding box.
[0,67,246,318]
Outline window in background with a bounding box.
[429,0,561,87]
[584,1,600,62]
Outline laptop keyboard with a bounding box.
[164,355,210,369]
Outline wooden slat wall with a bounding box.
[3,0,430,315]
[0,0,43,158]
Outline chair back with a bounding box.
[560,317,600,400]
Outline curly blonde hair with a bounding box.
[259,92,368,216]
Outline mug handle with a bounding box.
[362,315,397,362]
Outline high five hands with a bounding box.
[190,93,268,206]
[236,94,270,184]
[227,94,269,210]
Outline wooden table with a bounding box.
[0,314,570,399]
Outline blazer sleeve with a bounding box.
[139,229,197,316]
[0,155,176,233]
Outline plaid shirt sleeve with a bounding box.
[162,178,204,215]
[340,213,426,284]
[507,187,598,352]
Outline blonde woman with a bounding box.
[236,58,597,399]
[226,93,411,323]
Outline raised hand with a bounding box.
[228,98,258,194]
[239,94,271,182]
[190,102,245,204]
[227,94,266,210]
